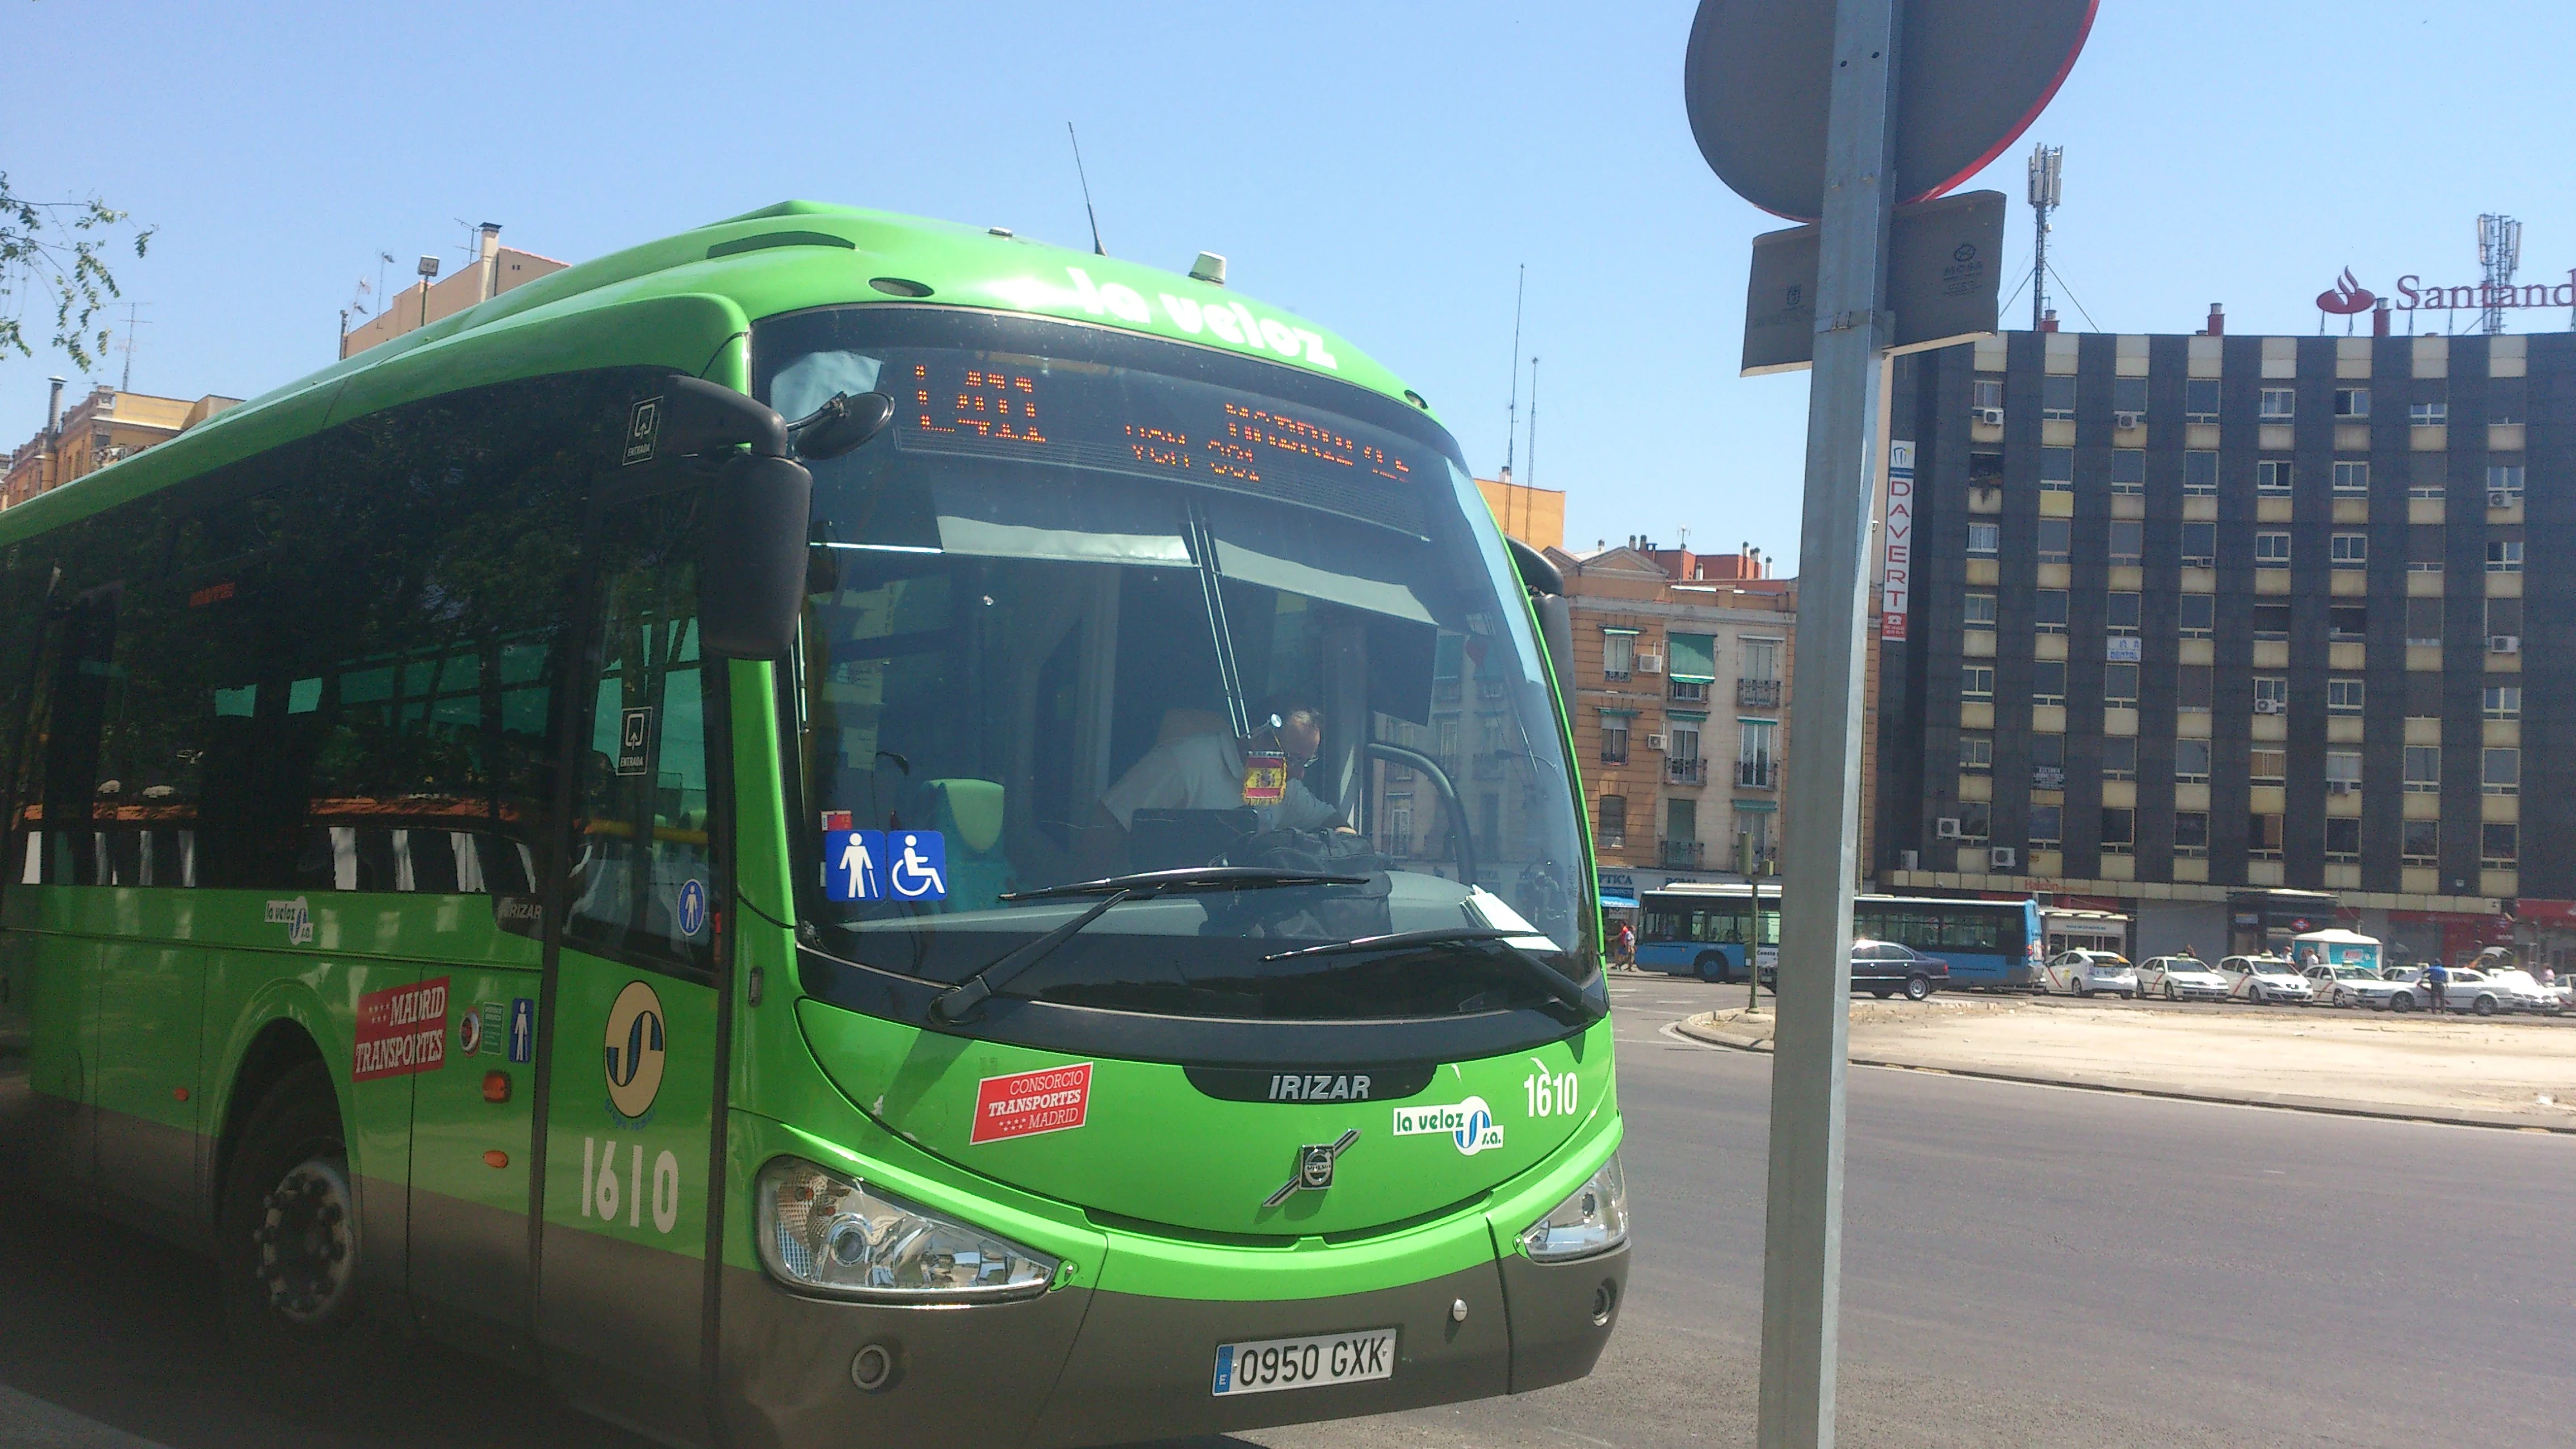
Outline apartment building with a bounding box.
[1873,323,2570,966]
[1547,540,1795,896]
[3,380,238,509]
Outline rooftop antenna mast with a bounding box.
[1526,355,1540,491]
[2478,213,2521,336]
[1502,265,1524,482]
[110,300,149,393]
[1066,123,1106,256]
[2027,142,2062,331]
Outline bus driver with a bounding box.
[1095,703,1348,837]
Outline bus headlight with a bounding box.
[756,1157,1057,1303]
[1519,1153,1628,1263]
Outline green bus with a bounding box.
[0,202,1624,1445]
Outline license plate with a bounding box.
[1211,1328,1397,1396]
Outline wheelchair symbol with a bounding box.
[889,831,947,902]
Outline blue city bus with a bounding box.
[1640,887,2040,988]
[1853,895,2043,989]
[1637,884,1777,982]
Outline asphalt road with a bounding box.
[4,977,2571,1448]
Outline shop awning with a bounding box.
[1600,895,1639,910]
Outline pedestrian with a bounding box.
[2425,957,2449,1014]
[1615,919,1636,967]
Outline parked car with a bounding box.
[2304,961,2387,1007]
[2218,955,2315,1005]
[2353,967,2521,1016]
[2041,949,2138,999]
[2478,968,2565,1015]
[2137,956,2232,1002]
[1755,938,1950,1001]
[1855,940,1948,1000]
[2341,973,2425,1012]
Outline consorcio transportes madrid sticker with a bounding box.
[969,1062,1094,1144]
[352,976,450,1081]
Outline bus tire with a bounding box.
[1903,974,1932,1002]
[219,1062,370,1388]
[1696,954,1725,983]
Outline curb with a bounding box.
[1669,1013,2576,1136]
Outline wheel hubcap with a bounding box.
[255,1158,355,1325]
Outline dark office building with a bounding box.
[1870,325,2576,969]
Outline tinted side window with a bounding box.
[562,484,724,976]
[9,372,648,894]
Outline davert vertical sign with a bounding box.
[1880,439,1915,641]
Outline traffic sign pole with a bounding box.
[1756,0,1900,1444]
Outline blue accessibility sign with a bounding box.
[508,998,536,1064]
[825,829,947,903]
[676,878,708,937]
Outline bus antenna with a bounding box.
[1502,265,1524,481]
[1067,123,1106,256]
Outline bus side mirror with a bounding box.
[700,452,813,659]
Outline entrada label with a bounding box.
[1391,1095,1503,1156]
[353,976,449,1081]
[970,1062,1093,1144]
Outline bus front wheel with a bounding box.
[220,1061,368,1385]
[1696,954,1727,983]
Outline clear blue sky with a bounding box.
[8,1,2571,560]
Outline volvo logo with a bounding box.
[1263,1128,1359,1208]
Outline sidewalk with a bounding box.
[1674,997,2576,1134]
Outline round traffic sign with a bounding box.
[1683,0,2098,220]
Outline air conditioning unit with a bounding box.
[2254,698,2285,715]
[1989,846,2018,870]
[2490,490,2513,509]
[2490,635,2521,654]
[2327,780,2354,795]
[1936,817,1963,840]
[2114,411,2143,430]
[1642,733,1667,752]
[1636,652,1664,674]
[1900,849,1920,872]
[1974,407,2005,426]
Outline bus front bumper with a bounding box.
[717,1245,1627,1449]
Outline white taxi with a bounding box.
[2219,955,2315,1005]
[2042,949,2138,999]
[2137,956,2231,1002]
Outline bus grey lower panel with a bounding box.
[1027,1262,1510,1448]
[1497,1242,1628,1392]
[716,1265,1090,1449]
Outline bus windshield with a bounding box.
[755,306,1590,1032]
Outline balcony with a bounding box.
[1736,677,1781,708]
[1664,757,1707,786]
[1602,667,1632,682]
[1667,679,1710,705]
[1736,759,1776,790]
[1434,679,1461,704]
[1658,838,1705,869]
[1600,746,1629,766]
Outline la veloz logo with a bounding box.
[263,896,314,945]
[1391,1095,1504,1157]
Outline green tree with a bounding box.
[1,173,155,372]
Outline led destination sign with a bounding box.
[893,355,1430,536]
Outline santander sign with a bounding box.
[2319,263,2576,317]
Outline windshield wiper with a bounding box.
[999,865,1367,902]
[928,867,1367,1023]
[1262,927,1605,1020]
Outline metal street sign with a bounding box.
[1683,1,2093,1445]
[1684,0,2098,221]
[1740,189,2006,374]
